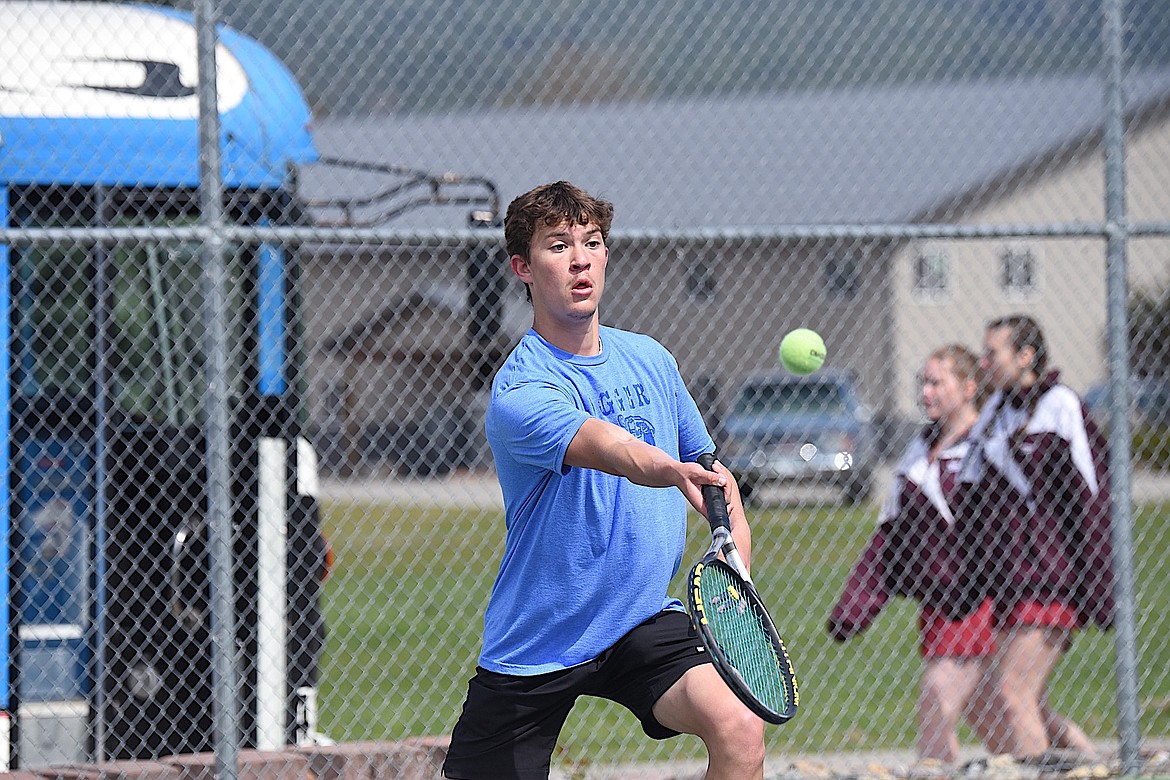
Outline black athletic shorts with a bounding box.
[442,609,710,780]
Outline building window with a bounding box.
[824,252,859,298]
[683,248,716,301]
[913,250,949,295]
[999,246,1037,295]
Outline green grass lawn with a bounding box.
[315,495,1170,765]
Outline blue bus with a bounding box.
[1,1,326,766]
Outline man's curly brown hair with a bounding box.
[504,181,614,261]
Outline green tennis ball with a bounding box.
[779,328,826,375]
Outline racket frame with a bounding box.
[686,453,799,725]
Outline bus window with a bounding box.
[14,225,245,427]
[14,243,91,400]
[109,239,245,426]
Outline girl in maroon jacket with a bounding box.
[829,345,1000,763]
[960,315,1114,761]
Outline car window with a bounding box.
[1138,380,1170,425]
[733,381,848,416]
[1085,378,1170,428]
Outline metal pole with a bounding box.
[194,1,240,777]
[91,189,115,763]
[1102,0,1142,773]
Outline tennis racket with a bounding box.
[687,452,798,724]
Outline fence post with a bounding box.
[1102,0,1143,773]
[195,1,241,777]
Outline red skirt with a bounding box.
[919,598,996,658]
[999,600,1079,630]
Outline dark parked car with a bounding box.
[718,369,875,505]
[1084,376,1170,429]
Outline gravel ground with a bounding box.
[552,742,1170,780]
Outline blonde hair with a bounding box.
[928,343,977,381]
[927,343,989,408]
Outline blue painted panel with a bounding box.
[0,6,316,189]
[258,242,288,397]
[15,438,94,701]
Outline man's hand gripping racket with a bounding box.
[687,452,799,724]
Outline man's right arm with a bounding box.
[565,418,751,567]
[564,418,714,490]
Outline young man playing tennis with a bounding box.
[442,181,765,780]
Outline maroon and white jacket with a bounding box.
[955,371,1114,630]
[827,427,976,641]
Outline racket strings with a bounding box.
[699,566,793,715]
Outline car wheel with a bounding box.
[842,475,871,505]
[738,480,756,506]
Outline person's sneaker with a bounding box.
[961,754,1029,780]
[1062,762,1112,779]
[1017,749,1096,773]
[908,758,954,779]
[960,757,990,776]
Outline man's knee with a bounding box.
[706,706,766,769]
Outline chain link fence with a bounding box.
[3,0,1170,776]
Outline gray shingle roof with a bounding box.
[303,71,1170,230]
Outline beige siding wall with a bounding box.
[298,237,897,462]
[890,118,1170,419]
[601,238,895,423]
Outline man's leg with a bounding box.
[652,663,766,780]
[442,667,578,780]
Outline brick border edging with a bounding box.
[0,738,450,780]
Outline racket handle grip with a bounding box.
[696,452,731,533]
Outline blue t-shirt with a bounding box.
[481,325,714,675]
